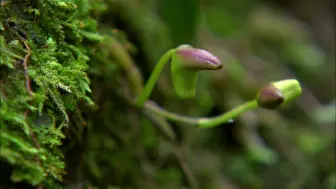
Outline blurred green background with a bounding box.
[0,0,335,189]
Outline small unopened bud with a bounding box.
[175,45,223,70]
[171,45,223,98]
[257,79,302,109]
[257,84,284,109]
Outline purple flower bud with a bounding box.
[257,79,302,109]
[257,84,284,109]
[175,45,223,70]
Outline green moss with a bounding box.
[0,0,103,187]
[1,0,332,189]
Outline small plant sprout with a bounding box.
[171,45,222,98]
[135,45,222,107]
[136,45,303,128]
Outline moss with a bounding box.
[1,1,333,189]
[0,0,104,187]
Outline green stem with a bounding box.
[144,101,198,124]
[136,49,176,107]
[145,100,258,128]
[198,100,258,128]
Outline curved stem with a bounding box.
[198,100,258,128]
[145,100,258,128]
[144,101,198,124]
[136,49,176,107]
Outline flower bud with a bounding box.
[257,79,302,109]
[257,84,284,109]
[175,45,223,70]
[171,45,222,98]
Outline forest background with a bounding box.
[0,0,335,189]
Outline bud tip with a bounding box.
[257,79,302,109]
[175,44,223,70]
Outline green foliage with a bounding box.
[0,0,334,189]
[0,0,102,187]
[160,0,199,46]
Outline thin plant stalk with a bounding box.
[145,100,258,128]
[135,49,176,107]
